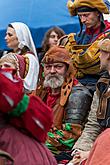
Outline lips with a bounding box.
[5,40,8,45]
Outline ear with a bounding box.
[107,52,110,60]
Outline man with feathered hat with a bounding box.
[59,0,110,95]
[35,45,92,162]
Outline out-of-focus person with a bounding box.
[67,38,110,165]
[0,67,57,165]
[38,26,65,63]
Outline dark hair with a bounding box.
[100,13,106,33]
[42,26,65,52]
[8,24,14,28]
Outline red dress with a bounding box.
[0,69,57,165]
[0,117,57,165]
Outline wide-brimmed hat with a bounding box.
[67,0,109,16]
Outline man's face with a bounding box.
[99,50,109,71]
[78,11,99,29]
[43,62,67,89]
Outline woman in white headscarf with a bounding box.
[5,22,39,93]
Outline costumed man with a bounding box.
[67,38,110,165]
[34,45,92,163]
[84,38,110,165]
[0,67,57,165]
[58,0,110,94]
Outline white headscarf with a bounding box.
[10,22,38,59]
[10,22,39,92]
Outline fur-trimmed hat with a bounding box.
[42,45,77,106]
[67,0,109,16]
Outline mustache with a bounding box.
[43,74,64,89]
[45,73,62,80]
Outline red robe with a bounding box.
[85,128,110,165]
[0,69,57,165]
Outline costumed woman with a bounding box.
[5,22,39,94]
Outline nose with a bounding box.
[50,66,56,73]
[80,16,87,23]
[54,36,58,42]
[5,34,8,40]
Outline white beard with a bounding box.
[43,74,64,89]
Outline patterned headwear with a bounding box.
[98,38,110,52]
[0,53,27,78]
[0,53,36,92]
[10,22,38,60]
[67,0,109,16]
[42,45,77,106]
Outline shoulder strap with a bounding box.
[96,77,110,119]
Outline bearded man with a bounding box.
[35,45,92,160]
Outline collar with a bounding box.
[47,87,60,97]
[85,24,101,35]
[85,20,110,35]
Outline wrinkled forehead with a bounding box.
[44,62,66,66]
[78,11,96,15]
